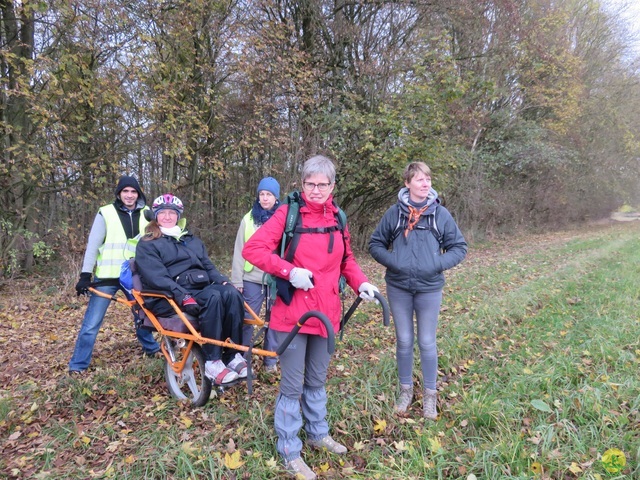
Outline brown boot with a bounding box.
[394,384,414,413]
[423,388,437,420]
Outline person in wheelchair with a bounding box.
[135,193,247,386]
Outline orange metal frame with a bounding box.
[89,287,277,376]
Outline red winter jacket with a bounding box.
[242,193,368,337]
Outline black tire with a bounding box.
[164,343,212,407]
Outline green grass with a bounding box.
[1,222,639,478]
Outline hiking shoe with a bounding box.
[227,353,248,378]
[307,435,347,454]
[423,388,438,420]
[394,384,413,413]
[264,364,278,373]
[284,457,316,480]
[205,360,239,385]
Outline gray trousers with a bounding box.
[387,284,442,390]
[242,280,277,366]
[272,331,331,462]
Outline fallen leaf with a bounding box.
[226,438,236,453]
[373,418,387,434]
[180,415,192,429]
[531,399,552,413]
[393,440,408,452]
[568,462,582,474]
[181,442,197,456]
[530,461,543,475]
[224,451,245,470]
[427,436,441,453]
[601,448,626,473]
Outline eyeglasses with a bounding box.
[302,182,332,192]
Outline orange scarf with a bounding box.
[404,205,428,238]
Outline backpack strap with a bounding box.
[280,191,347,263]
[281,191,301,258]
[389,204,442,247]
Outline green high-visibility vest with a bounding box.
[95,205,149,278]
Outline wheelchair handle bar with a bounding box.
[276,310,335,356]
[375,291,391,326]
[340,290,390,336]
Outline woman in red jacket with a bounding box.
[243,155,379,480]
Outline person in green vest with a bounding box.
[231,176,281,372]
[69,176,160,374]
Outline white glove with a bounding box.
[290,267,314,291]
[358,282,379,302]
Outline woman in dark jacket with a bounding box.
[369,162,467,420]
[135,194,246,386]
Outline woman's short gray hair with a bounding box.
[301,155,336,184]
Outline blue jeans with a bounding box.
[68,281,159,372]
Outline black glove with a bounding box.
[182,294,201,316]
[75,272,92,296]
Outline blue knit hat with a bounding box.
[257,176,280,199]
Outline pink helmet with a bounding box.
[152,193,184,217]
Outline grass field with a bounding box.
[1,221,639,479]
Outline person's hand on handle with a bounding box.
[358,282,380,303]
[75,272,92,296]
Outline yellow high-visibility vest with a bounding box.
[242,211,257,272]
[95,205,149,278]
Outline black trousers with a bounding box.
[149,283,244,362]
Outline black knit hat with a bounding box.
[114,175,146,204]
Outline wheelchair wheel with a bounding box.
[164,343,212,407]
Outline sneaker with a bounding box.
[264,364,278,373]
[68,370,86,377]
[144,349,163,359]
[227,353,248,378]
[423,388,438,420]
[394,384,413,413]
[284,457,316,480]
[306,435,347,454]
[205,360,239,385]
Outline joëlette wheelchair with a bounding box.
[88,259,389,407]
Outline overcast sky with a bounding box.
[605,0,640,56]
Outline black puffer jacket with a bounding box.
[369,187,467,293]
[135,231,229,304]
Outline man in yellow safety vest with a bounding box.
[68,176,160,374]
